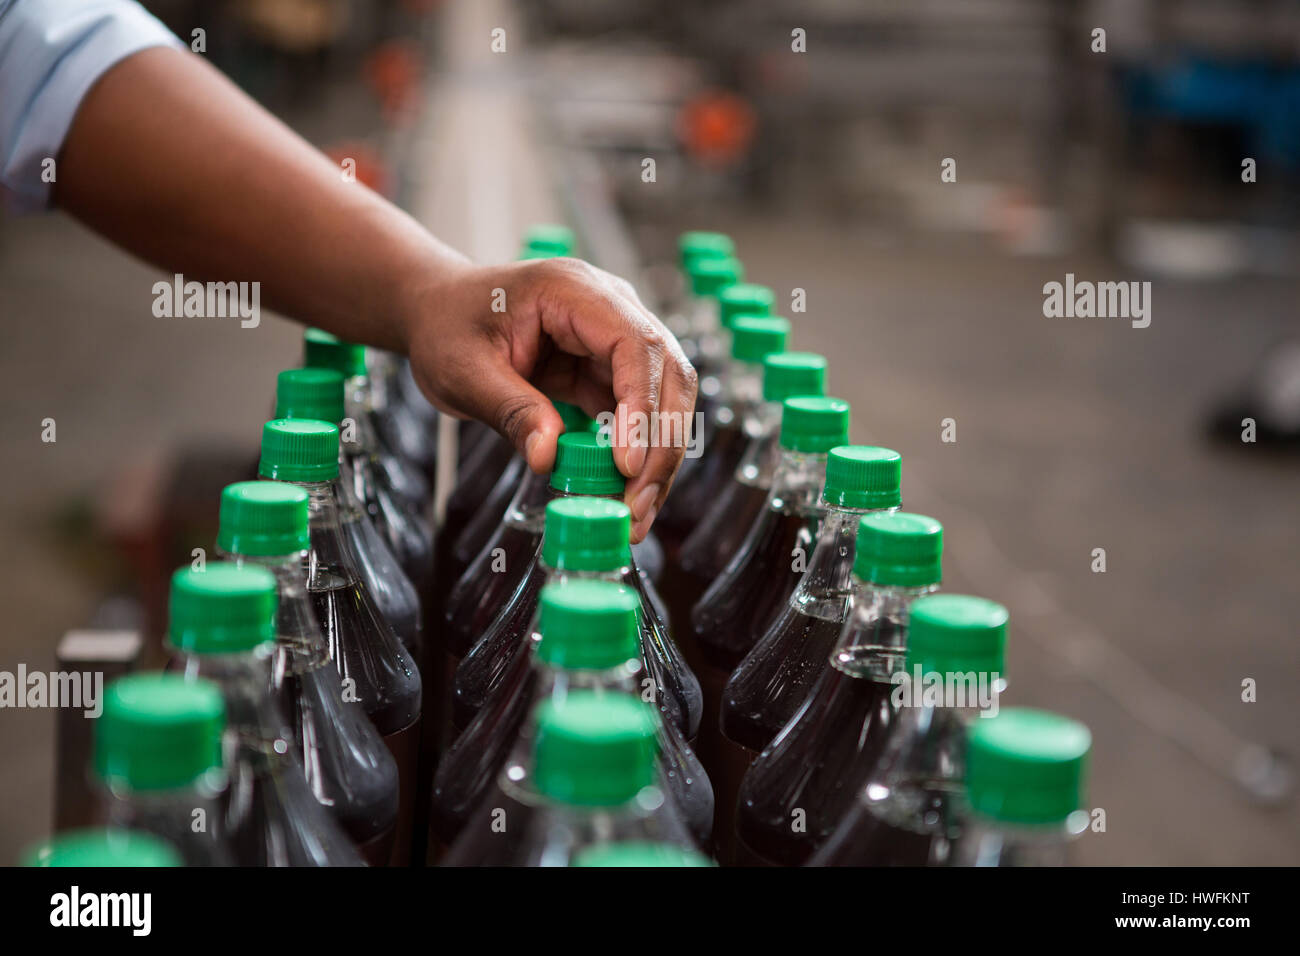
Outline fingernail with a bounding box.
[632,505,657,542]
[524,430,542,465]
[631,483,660,522]
[625,442,647,477]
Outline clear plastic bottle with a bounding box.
[167,564,364,865]
[810,594,1007,866]
[258,419,421,863]
[371,352,440,476]
[677,351,828,596]
[734,512,945,866]
[444,432,699,740]
[675,239,741,380]
[215,480,399,864]
[92,672,231,866]
[434,511,712,849]
[954,707,1092,867]
[444,691,698,866]
[722,445,903,755]
[294,342,432,648]
[690,395,851,858]
[654,279,773,555]
[22,828,182,868]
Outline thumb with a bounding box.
[467,363,564,473]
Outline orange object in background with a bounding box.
[324,142,392,197]
[364,40,423,120]
[678,89,757,168]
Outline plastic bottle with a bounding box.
[678,245,743,382]
[258,418,421,863]
[732,512,944,865]
[443,432,696,738]
[433,518,712,849]
[810,593,1007,866]
[689,395,850,857]
[955,708,1092,867]
[444,692,697,866]
[167,564,364,865]
[216,480,399,863]
[296,337,434,615]
[93,672,231,866]
[655,286,778,555]
[676,351,828,598]
[23,828,182,867]
[722,445,903,755]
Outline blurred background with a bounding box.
[1,0,1297,864]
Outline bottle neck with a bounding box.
[791,505,897,619]
[101,777,226,837]
[831,579,942,680]
[767,448,831,517]
[215,548,330,673]
[341,374,380,456]
[508,482,628,531]
[296,481,360,590]
[171,646,293,766]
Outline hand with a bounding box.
[402,257,698,542]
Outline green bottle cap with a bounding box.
[536,580,641,670]
[553,400,594,433]
[853,512,943,587]
[275,367,345,424]
[572,842,716,867]
[258,418,339,483]
[678,230,734,270]
[688,256,745,297]
[762,351,827,404]
[23,829,182,868]
[217,481,309,557]
[303,328,367,379]
[168,563,277,655]
[779,396,850,453]
[542,498,632,571]
[533,693,658,807]
[906,594,1007,677]
[730,315,792,364]
[823,445,901,510]
[522,224,576,257]
[966,708,1091,825]
[718,283,775,329]
[550,432,625,495]
[94,673,225,791]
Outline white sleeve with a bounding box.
[0,0,184,213]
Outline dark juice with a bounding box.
[430,647,536,851]
[692,510,816,673]
[339,508,423,658]
[813,781,961,867]
[452,456,527,575]
[310,573,422,865]
[654,420,746,555]
[275,667,399,863]
[721,607,843,754]
[451,561,545,731]
[734,652,900,867]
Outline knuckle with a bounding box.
[493,394,535,446]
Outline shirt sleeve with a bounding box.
[0,0,184,213]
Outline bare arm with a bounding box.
[54,48,694,539]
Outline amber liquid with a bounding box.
[813,789,959,867]
[654,420,746,554]
[734,656,900,867]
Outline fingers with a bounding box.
[445,352,567,473]
[525,259,698,540]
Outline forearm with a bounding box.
[53,46,466,351]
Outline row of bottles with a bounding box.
[23,223,1094,868]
